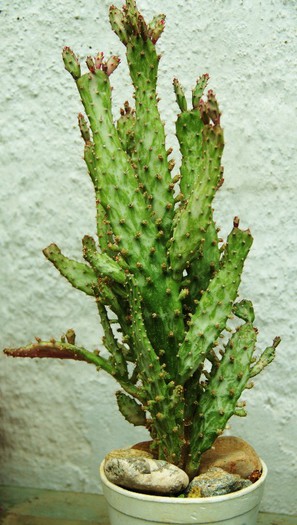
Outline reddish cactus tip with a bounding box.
[233,216,240,228]
[95,51,104,70]
[86,55,95,74]
[105,56,121,76]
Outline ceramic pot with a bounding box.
[100,459,267,525]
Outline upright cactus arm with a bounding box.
[72,53,184,363]
[186,322,257,478]
[173,77,221,300]
[177,221,253,384]
[63,48,159,263]
[250,336,280,378]
[174,75,210,199]
[109,2,174,237]
[128,276,185,465]
[93,281,137,366]
[96,301,129,381]
[80,119,113,255]
[169,88,224,277]
[117,101,136,156]
[185,222,220,305]
[63,45,185,366]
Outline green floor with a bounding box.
[0,486,296,525]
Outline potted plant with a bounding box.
[4,1,280,524]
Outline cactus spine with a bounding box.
[4,0,280,479]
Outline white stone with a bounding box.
[104,457,189,495]
[187,467,252,498]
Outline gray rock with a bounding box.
[104,456,189,495]
[186,467,252,497]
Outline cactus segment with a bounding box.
[76,69,161,262]
[186,322,257,477]
[82,235,126,284]
[250,336,280,378]
[169,89,224,275]
[97,301,129,380]
[117,101,136,155]
[128,277,185,464]
[104,55,121,76]
[116,391,147,426]
[83,141,112,254]
[186,222,220,304]
[78,113,91,142]
[4,339,112,371]
[109,2,174,236]
[177,224,253,384]
[172,81,221,299]
[192,74,209,108]
[62,47,81,79]
[147,14,166,44]
[109,5,129,45]
[43,243,97,296]
[173,78,188,113]
[126,35,174,233]
[233,299,255,323]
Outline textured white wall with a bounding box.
[0,0,296,515]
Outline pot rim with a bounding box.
[100,458,267,504]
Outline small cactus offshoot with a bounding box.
[4,0,280,479]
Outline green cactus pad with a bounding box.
[250,336,280,378]
[177,224,253,384]
[43,244,97,296]
[116,391,147,426]
[233,299,255,323]
[186,321,257,476]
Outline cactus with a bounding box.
[4,0,280,480]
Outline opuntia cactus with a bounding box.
[4,0,280,479]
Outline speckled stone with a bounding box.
[186,467,252,498]
[104,457,189,495]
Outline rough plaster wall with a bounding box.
[0,0,296,515]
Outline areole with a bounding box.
[100,459,268,525]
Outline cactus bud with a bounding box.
[62,47,81,80]
[95,51,104,70]
[173,78,187,113]
[192,73,209,108]
[104,55,121,76]
[86,55,96,73]
[148,14,166,44]
[78,113,91,143]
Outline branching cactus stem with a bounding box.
[4,0,280,479]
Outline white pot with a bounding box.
[100,459,267,525]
